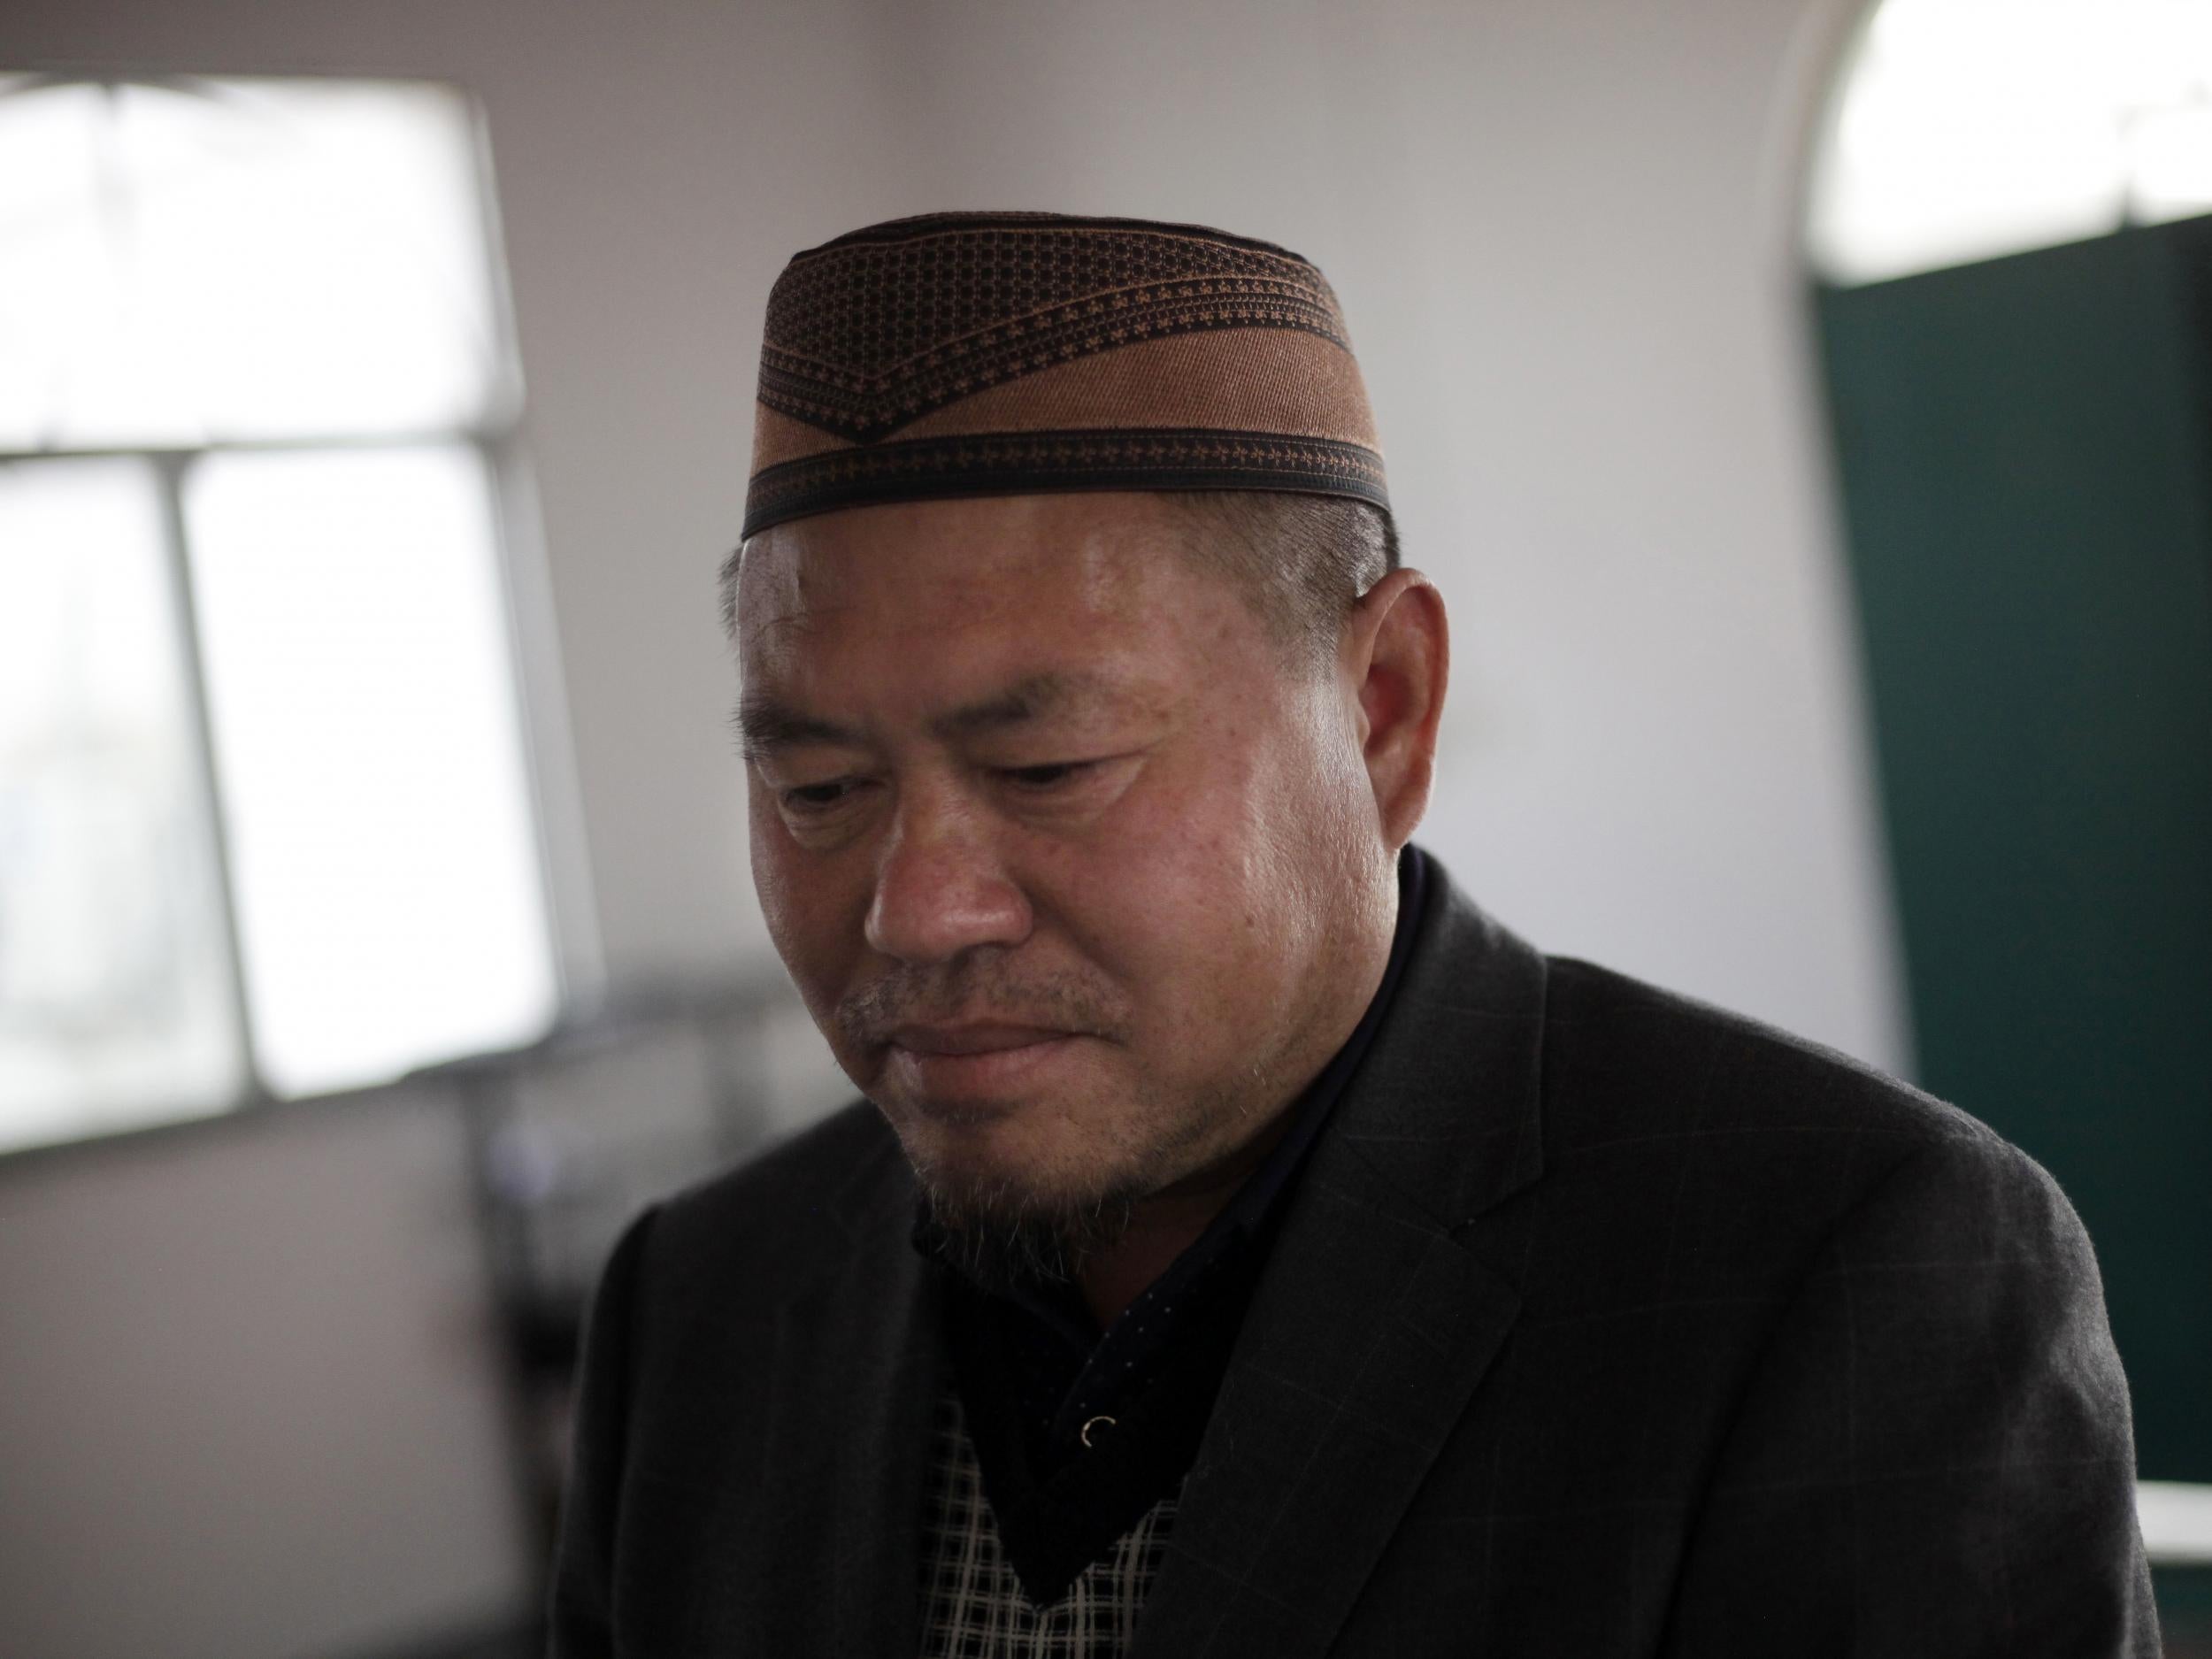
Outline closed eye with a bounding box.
[782,779,862,811]
[998,760,1096,789]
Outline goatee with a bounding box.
[913,1179,1140,1295]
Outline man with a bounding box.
[551,212,2156,1655]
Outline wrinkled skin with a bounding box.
[734,491,1448,1317]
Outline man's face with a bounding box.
[735,492,1386,1234]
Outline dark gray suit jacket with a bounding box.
[550,862,2158,1655]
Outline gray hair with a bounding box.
[718,492,1399,671]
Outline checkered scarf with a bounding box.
[919,1392,1179,1658]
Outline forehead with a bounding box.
[735,493,1240,695]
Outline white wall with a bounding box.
[0,1088,532,1659]
[0,1,1902,1654]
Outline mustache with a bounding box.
[834,961,1126,1048]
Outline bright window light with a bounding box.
[185,446,557,1097]
[0,76,509,449]
[0,73,566,1150]
[186,449,557,1097]
[0,458,242,1150]
[2131,103,2212,222]
[1808,0,2212,284]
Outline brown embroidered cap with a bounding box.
[741,211,1388,540]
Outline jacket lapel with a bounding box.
[1133,864,1548,1658]
[823,1240,941,1655]
[749,1134,944,1655]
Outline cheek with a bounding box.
[747,787,857,1018]
[745,785,795,940]
[1060,749,1317,1040]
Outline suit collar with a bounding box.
[1327,849,1548,1228]
[1133,853,1548,1658]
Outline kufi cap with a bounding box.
[741,211,1387,539]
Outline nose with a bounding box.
[864,788,1032,965]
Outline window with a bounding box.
[0,75,572,1152]
[1808,0,2212,284]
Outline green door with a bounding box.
[1816,214,2212,1486]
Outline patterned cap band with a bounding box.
[741,211,1388,540]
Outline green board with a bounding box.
[1816,218,2212,1485]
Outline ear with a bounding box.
[1340,569,1450,849]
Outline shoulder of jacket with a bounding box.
[641,1098,905,1274]
[1536,952,2014,1174]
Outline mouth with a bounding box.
[889,1021,1074,1056]
[883,1022,1084,1101]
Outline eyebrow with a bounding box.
[736,672,1123,761]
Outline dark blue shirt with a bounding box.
[916,845,1431,1603]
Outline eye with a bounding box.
[781,779,861,812]
[999,760,1095,790]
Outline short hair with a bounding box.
[718,491,1398,672]
[1163,492,1398,674]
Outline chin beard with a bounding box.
[912,1174,1141,1295]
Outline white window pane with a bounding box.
[0,457,242,1149]
[184,445,556,1097]
[2129,104,2212,225]
[0,84,116,450]
[1808,0,2212,285]
[0,77,508,449]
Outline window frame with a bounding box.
[0,71,600,1153]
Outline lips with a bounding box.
[880,1023,1084,1103]
[887,1022,1071,1056]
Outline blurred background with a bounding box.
[0,0,2205,1653]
